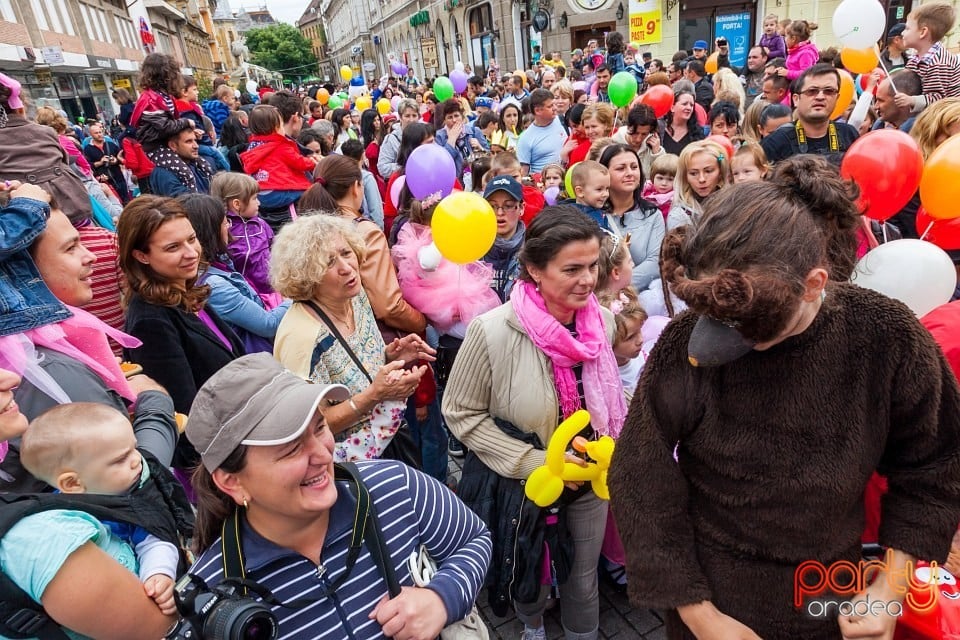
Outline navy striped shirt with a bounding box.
[189,460,491,640]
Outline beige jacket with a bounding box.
[345,211,426,334]
[442,301,614,480]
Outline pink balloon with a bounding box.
[390,175,406,209]
[391,96,401,110]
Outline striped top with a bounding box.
[188,460,491,640]
[906,42,960,106]
[77,225,125,356]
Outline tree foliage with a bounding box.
[244,24,317,77]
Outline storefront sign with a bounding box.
[112,78,132,89]
[40,46,64,64]
[714,12,751,69]
[420,37,438,69]
[90,79,108,92]
[88,55,116,70]
[628,0,662,44]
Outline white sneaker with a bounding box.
[520,625,546,640]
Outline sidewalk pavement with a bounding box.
[447,453,667,640]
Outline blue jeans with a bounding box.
[404,396,447,483]
[258,189,304,208]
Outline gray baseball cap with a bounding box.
[187,353,350,471]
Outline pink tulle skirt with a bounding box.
[392,222,501,336]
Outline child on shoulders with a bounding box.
[900,3,960,112]
[240,105,318,210]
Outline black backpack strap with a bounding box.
[217,463,375,608]
[347,461,402,598]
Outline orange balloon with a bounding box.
[705,51,719,74]
[830,70,855,121]
[920,133,960,221]
[317,88,330,105]
[841,46,879,74]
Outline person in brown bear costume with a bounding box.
[609,158,960,640]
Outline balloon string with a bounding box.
[919,220,934,241]
[882,222,888,244]
[875,45,899,94]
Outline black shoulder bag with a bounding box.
[303,300,422,469]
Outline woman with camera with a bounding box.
[184,354,491,640]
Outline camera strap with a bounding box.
[218,462,374,608]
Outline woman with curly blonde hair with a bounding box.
[910,97,960,159]
[712,67,747,115]
[271,214,433,463]
[118,195,244,468]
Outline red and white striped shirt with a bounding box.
[78,225,126,356]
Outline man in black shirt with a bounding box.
[761,63,859,165]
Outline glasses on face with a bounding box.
[490,201,519,213]
[799,87,839,98]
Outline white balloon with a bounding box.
[245,79,258,94]
[833,0,887,49]
[454,61,465,72]
[418,242,443,271]
[851,239,957,317]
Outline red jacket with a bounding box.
[121,136,154,180]
[240,133,314,191]
[520,184,545,226]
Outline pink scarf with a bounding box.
[511,280,627,438]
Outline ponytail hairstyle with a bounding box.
[766,155,860,281]
[298,154,362,213]
[787,20,818,43]
[191,446,248,553]
[660,180,836,342]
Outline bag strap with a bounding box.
[218,463,373,608]
[303,300,373,383]
[350,461,402,598]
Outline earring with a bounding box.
[535,281,540,291]
[242,497,249,509]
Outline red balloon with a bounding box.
[639,85,674,119]
[706,134,735,162]
[840,129,924,222]
[916,206,960,250]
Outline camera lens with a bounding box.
[206,599,279,640]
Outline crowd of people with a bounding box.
[0,3,959,639]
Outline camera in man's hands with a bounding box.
[164,574,279,640]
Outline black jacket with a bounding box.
[456,418,574,616]
[124,295,244,465]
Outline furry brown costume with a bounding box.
[609,283,960,639]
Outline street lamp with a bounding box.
[616,2,624,19]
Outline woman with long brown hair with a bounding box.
[118,195,244,469]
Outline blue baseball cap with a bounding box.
[475,96,494,109]
[484,175,524,202]
[693,40,708,50]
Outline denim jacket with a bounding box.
[0,197,70,336]
[200,264,290,340]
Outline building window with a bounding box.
[77,4,92,38]
[467,4,492,37]
[56,0,75,34]
[46,0,63,33]
[467,4,495,72]
[0,0,16,22]
[30,0,49,30]
[96,8,112,43]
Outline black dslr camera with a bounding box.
[164,574,279,640]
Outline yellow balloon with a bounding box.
[524,410,615,507]
[513,70,527,86]
[339,65,353,82]
[431,192,497,264]
[376,98,391,115]
[355,95,372,111]
[830,70,856,121]
[705,51,720,74]
[841,46,879,74]
[564,162,580,198]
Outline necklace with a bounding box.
[318,302,356,333]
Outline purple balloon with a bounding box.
[391,61,407,76]
[406,144,455,199]
[543,185,560,206]
[450,69,469,94]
